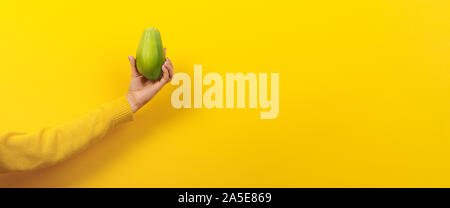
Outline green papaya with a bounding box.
[136,27,165,81]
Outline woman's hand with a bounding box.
[126,50,174,113]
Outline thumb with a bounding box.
[128,56,140,77]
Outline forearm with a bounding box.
[0,96,133,173]
[0,53,173,173]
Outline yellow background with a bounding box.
[0,0,449,187]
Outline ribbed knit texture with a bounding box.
[0,96,133,173]
[105,96,134,127]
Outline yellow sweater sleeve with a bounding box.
[0,96,133,173]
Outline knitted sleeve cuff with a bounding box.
[104,96,134,126]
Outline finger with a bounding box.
[164,48,166,56]
[152,66,169,90]
[160,65,170,83]
[128,56,140,77]
[149,66,170,93]
[166,58,174,79]
[166,57,174,69]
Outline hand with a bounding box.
[126,50,174,113]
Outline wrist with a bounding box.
[126,92,140,113]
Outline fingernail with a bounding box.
[128,56,132,61]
